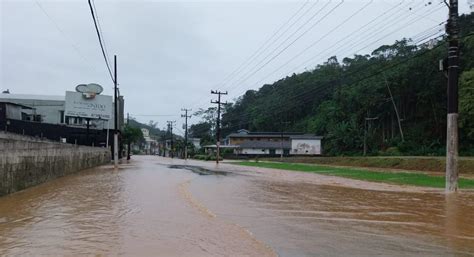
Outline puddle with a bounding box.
[168,165,229,176]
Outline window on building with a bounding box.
[74,117,83,124]
[33,115,41,122]
[21,112,30,121]
[59,111,64,123]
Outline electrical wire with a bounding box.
[220,31,451,129]
[228,0,373,95]
[190,1,444,115]
[187,0,313,108]
[225,0,341,92]
[232,1,443,99]
[87,0,115,83]
[35,0,98,74]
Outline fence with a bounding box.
[1,119,113,147]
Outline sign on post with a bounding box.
[65,91,112,120]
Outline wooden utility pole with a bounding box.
[445,0,460,192]
[113,55,119,168]
[181,108,192,160]
[167,120,176,158]
[384,75,404,142]
[127,113,131,160]
[279,121,290,160]
[211,90,227,164]
[364,115,379,156]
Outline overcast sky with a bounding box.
[1,0,472,135]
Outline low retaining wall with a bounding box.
[0,132,110,196]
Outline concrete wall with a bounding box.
[0,132,110,196]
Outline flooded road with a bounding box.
[0,156,473,256]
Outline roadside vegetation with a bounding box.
[184,13,474,157]
[264,156,474,174]
[235,161,474,189]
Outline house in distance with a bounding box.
[224,129,323,156]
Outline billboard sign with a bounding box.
[65,91,112,120]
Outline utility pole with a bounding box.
[181,108,192,160]
[211,90,227,164]
[364,115,379,156]
[280,121,290,160]
[167,120,176,158]
[445,0,460,192]
[164,125,169,157]
[127,113,131,160]
[113,55,119,168]
[384,75,404,142]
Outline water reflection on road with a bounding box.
[0,156,473,256]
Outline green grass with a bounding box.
[235,161,474,189]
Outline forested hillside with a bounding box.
[214,13,474,156]
[127,118,165,138]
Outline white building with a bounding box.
[0,93,123,130]
[225,130,323,156]
[190,138,201,150]
[141,128,158,154]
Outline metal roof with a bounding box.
[0,101,34,109]
[227,132,322,140]
[0,94,64,101]
[203,144,240,148]
[290,135,323,139]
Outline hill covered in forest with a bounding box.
[212,13,474,156]
[127,118,166,139]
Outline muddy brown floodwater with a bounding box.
[0,156,473,256]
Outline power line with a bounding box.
[129,114,179,117]
[91,0,111,63]
[221,32,454,130]
[233,1,442,99]
[218,0,312,88]
[292,1,435,72]
[35,0,97,74]
[237,1,407,95]
[220,0,322,88]
[228,0,373,95]
[351,4,445,55]
[223,30,460,128]
[191,1,441,113]
[87,0,114,83]
[188,0,314,109]
[225,0,340,92]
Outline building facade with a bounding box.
[225,129,322,156]
[0,93,124,130]
[140,128,158,154]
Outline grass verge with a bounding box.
[235,161,474,189]
[262,156,474,174]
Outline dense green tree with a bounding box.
[460,69,474,153]
[204,13,474,156]
[122,125,144,159]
